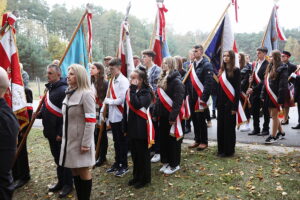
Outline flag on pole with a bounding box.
[0,12,29,129]
[150,2,170,67]
[231,0,239,23]
[262,5,286,55]
[205,13,239,70]
[60,25,89,77]
[117,21,134,78]
[87,11,92,62]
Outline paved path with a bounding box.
[32,100,300,147]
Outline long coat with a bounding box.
[59,89,96,168]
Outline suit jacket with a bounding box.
[59,89,96,168]
[148,65,161,92]
[252,60,269,97]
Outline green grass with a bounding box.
[14,128,300,200]
[28,81,46,100]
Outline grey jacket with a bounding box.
[148,65,161,92]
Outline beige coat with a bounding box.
[59,89,96,168]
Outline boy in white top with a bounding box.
[103,58,130,177]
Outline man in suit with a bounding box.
[187,45,213,151]
[290,66,300,129]
[142,49,161,162]
[0,67,19,200]
[247,47,270,136]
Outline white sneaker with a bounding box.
[240,123,250,132]
[164,165,180,175]
[151,154,161,163]
[159,164,169,173]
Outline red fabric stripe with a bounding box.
[45,96,62,117]
[219,74,235,102]
[190,70,203,97]
[110,78,124,114]
[157,88,172,112]
[153,39,162,67]
[27,106,33,111]
[126,91,147,119]
[85,118,96,123]
[264,76,280,110]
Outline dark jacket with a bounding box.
[287,61,297,76]
[217,68,241,112]
[252,60,269,96]
[40,78,67,141]
[240,63,252,93]
[294,75,300,101]
[154,70,185,122]
[261,64,288,105]
[123,85,152,140]
[186,57,213,105]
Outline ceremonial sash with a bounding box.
[157,88,183,139]
[85,113,96,123]
[26,103,33,111]
[254,62,262,84]
[182,95,191,120]
[109,77,124,114]
[219,72,247,125]
[240,91,247,101]
[189,65,207,111]
[45,92,62,117]
[264,73,281,110]
[126,90,155,148]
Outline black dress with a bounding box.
[217,68,240,156]
[123,85,152,184]
[240,64,252,119]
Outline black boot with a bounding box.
[211,110,216,119]
[73,176,81,200]
[80,179,92,200]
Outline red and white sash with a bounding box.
[45,92,62,117]
[219,72,247,125]
[254,62,263,84]
[126,90,155,148]
[182,95,191,120]
[240,91,247,101]
[109,77,124,114]
[85,113,96,123]
[157,88,184,139]
[189,65,207,111]
[265,73,281,110]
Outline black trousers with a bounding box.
[12,134,30,181]
[297,98,300,124]
[205,108,211,121]
[94,126,108,161]
[251,96,270,132]
[150,121,160,154]
[0,149,15,200]
[130,139,151,183]
[48,139,72,186]
[159,117,182,168]
[110,121,128,168]
[191,110,208,144]
[217,105,236,156]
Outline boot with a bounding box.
[80,179,92,200]
[211,110,216,119]
[73,176,82,200]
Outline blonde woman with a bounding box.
[153,57,185,175]
[59,64,96,200]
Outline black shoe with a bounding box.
[134,181,150,189]
[276,132,286,140]
[265,135,278,144]
[292,124,300,129]
[184,127,191,134]
[281,120,289,125]
[13,177,30,189]
[48,183,63,192]
[248,130,259,136]
[128,179,139,186]
[106,165,118,174]
[115,167,129,177]
[95,158,107,167]
[59,185,73,198]
[258,131,269,136]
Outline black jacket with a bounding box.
[294,75,300,101]
[154,70,185,122]
[40,78,67,141]
[252,60,269,96]
[123,85,152,140]
[217,68,240,112]
[240,63,252,93]
[261,64,288,105]
[287,62,297,76]
[186,57,213,105]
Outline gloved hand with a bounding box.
[290,73,297,79]
[103,98,114,105]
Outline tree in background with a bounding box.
[0,0,7,24]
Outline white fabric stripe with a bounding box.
[11,83,27,111]
[46,92,62,114]
[266,74,278,102]
[158,88,173,107]
[0,29,16,62]
[26,103,33,107]
[147,107,153,141]
[238,101,247,123]
[221,72,235,96]
[191,67,204,91]
[254,64,262,83]
[85,113,96,118]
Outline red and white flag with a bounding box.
[87,11,92,61]
[0,12,28,129]
[117,21,134,78]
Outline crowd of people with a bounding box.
[0,45,299,200]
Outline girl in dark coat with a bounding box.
[217,50,240,157]
[261,50,288,144]
[154,57,185,175]
[90,63,109,167]
[123,67,152,189]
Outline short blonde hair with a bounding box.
[68,64,91,91]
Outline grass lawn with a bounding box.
[28,81,46,100]
[14,128,300,200]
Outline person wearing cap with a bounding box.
[0,67,19,200]
[103,56,113,79]
[280,51,297,125]
[247,47,270,136]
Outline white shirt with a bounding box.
[108,73,129,123]
[256,59,265,72]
